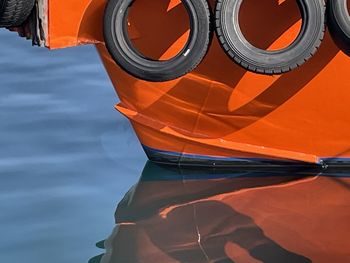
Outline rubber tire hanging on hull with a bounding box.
[0,0,35,27]
[327,0,350,56]
[215,0,326,75]
[104,0,211,82]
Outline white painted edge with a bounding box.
[37,0,48,47]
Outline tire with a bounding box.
[104,0,211,82]
[0,0,35,27]
[327,0,350,56]
[215,0,326,75]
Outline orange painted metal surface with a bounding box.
[47,0,350,164]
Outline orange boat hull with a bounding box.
[41,0,350,165]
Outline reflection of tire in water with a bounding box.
[215,0,326,74]
[103,0,211,82]
[0,0,35,27]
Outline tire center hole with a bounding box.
[127,0,190,61]
[239,0,302,51]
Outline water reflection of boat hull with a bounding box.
[96,162,350,263]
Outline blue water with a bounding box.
[0,30,146,262]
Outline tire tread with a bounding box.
[215,0,326,75]
[0,0,35,27]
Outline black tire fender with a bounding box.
[103,0,211,82]
[215,0,326,75]
[327,0,350,56]
[0,0,35,27]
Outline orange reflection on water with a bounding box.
[94,163,350,263]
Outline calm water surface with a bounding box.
[0,30,145,262]
[1,30,350,263]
